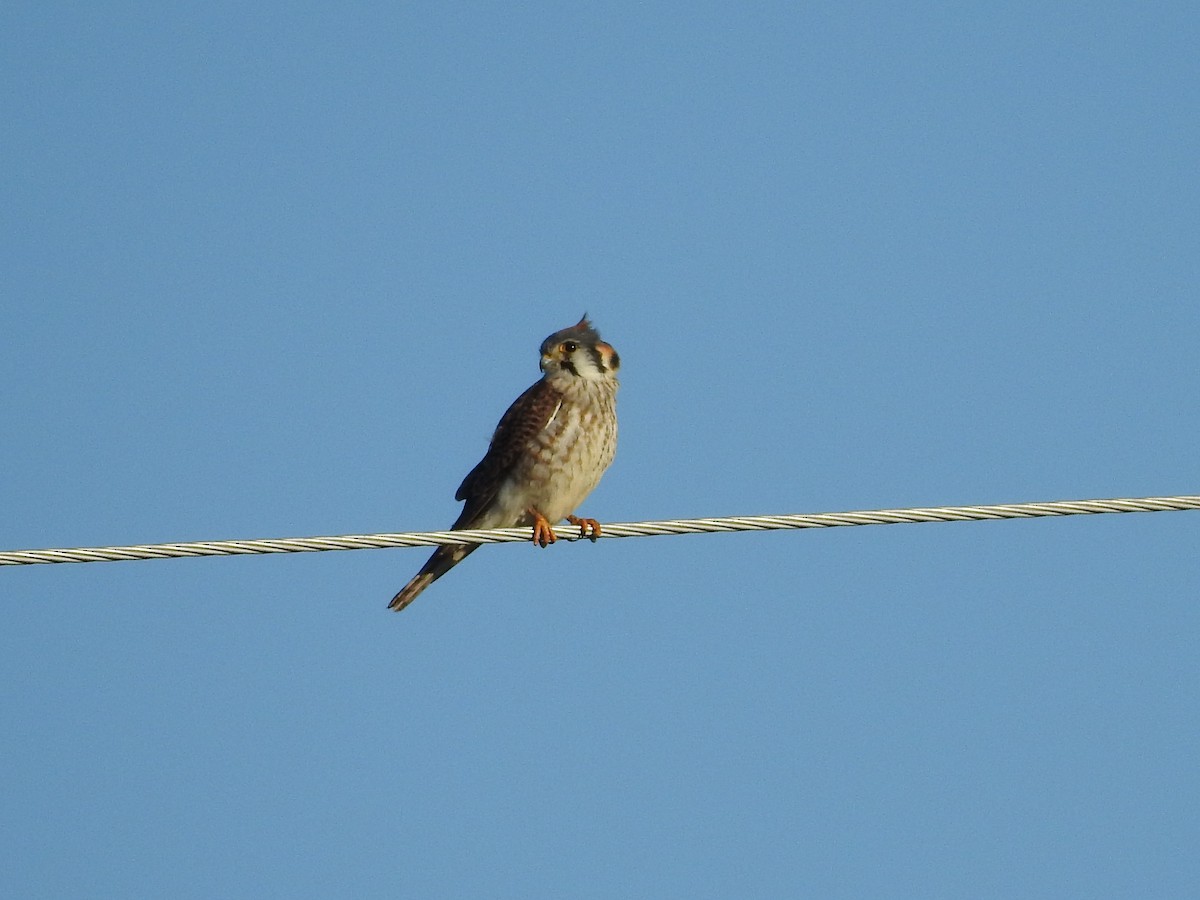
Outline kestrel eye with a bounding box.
[562,341,577,353]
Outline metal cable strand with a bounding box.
[2,495,1198,567]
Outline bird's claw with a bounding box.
[567,515,602,542]
[529,510,558,548]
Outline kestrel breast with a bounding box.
[507,380,617,524]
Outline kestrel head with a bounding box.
[539,314,620,382]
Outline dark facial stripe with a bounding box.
[586,344,604,372]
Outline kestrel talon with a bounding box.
[389,315,620,611]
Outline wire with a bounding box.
[2,495,1197,567]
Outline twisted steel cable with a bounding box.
[2,495,1197,567]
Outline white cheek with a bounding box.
[570,353,606,381]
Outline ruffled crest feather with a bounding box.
[540,313,601,353]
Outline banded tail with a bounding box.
[388,542,479,611]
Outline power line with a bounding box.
[2,494,1197,567]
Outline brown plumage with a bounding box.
[389,316,620,611]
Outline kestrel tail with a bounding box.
[389,315,620,611]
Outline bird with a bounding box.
[389,315,620,611]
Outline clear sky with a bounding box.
[3,2,1199,897]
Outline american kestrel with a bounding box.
[389,315,620,611]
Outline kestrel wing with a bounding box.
[453,379,564,526]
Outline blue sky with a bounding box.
[3,2,1199,896]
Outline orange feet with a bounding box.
[528,508,558,547]
[567,515,602,542]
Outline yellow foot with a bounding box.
[567,515,602,542]
[528,508,558,548]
